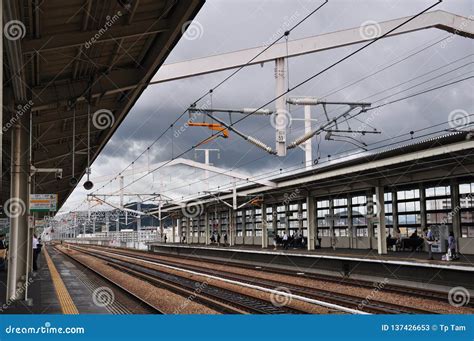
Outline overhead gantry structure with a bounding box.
[153,10,474,156]
[1,0,204,302]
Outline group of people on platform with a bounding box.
[180,231,228,246]
[0,233,42,272]
[210,231,228,246]
[273,231,306,250]
[386,227,458,260]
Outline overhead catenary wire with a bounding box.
[105,71,464,202]
[68,55,471,213]
[86,0,444,200]
[174,122,474,202]
[89,1,329,196]
[205,1,444,150]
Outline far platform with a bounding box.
[148,242,474,291]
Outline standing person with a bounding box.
[217,232,221,246]
[273,233,278,250]
[0,234,7,271]
[448,232,457,260]
[423,227,434,260]
[32,234,39,271]
[282,232,289,250]
[0,234,6,249]
[164,234,167,243]
[223,233,228,246]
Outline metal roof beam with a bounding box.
[30,68,141,111]
[21,18,170,54]
[161,140,474,211]
[152,10,474,84]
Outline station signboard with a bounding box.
[30,194,58,212]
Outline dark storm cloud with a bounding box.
[62,0,473,211]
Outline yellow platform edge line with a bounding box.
[43,247,79,315]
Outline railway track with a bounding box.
[54,246,164,314]
[69,244,436,314]
[97,244,466,308]
[62,245,307,314]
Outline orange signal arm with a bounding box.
[188,122,229,138]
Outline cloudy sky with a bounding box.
[60,0,474,213]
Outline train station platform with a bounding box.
[0,245,117,314]
[149,243,474,291]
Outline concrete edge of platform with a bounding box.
[149,243,474,272]
[44,247,79,315]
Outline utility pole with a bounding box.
[195,148,219,191]
[274,58,287,156]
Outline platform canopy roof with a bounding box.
[1,0,204,213]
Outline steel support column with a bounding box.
[185,217,190,244]
[420,183,427,232]
[7,109,30,301]
[205,211,210,245]
[451,179,461,243]
[177,217,182,243]
[307,195,316,251]
[229,208,235,246]
[274,57,287,156]
[376,186,387,255]
[261,203,268,248]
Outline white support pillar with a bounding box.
[274,57,287,156]
[307,195,316,251]
[105,211,109,233]
[304,105,312,169]
[217,211,222,235]
[136,202,141,231]
[347,194,354,249]
[376,186,387,255]
[7,107,30,301]
[261,203,268,248]
[451,179,461,247]
[229,208,235,247]
[177,217,182,243]
[205,211,210,245]
[185,217,191,244]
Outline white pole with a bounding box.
[119,175,124,209]
[274,58,286,156]
[137,202,141,232]
[304,105,312,169]
[204,149,209,191]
